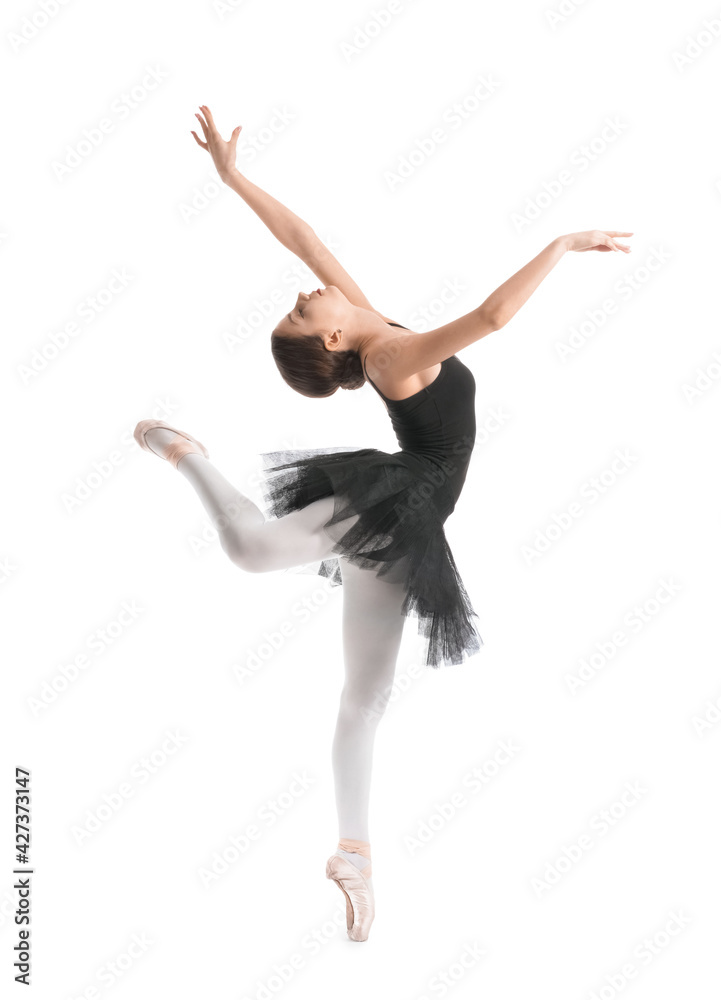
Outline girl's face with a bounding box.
[274,285,350,340]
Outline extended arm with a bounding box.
[192,106,392,318]
[223,167,312,255]
[480,236,568,329]
[367,230,632,379]
[222,170,381,311]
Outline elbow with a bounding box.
[479,307,504,332]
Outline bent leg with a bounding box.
[332,554,409,843]
[176,452,340,572]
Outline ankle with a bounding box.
[336,838,372,879]
[337,837,371,860]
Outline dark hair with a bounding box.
[270,332,366,398]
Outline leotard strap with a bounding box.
[362,320,408,395]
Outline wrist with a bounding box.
[220,166,241,186]
[553,234,570,253]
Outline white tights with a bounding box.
[176,451,408,844]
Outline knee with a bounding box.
[338,684,388,728]
[223,532,272,573]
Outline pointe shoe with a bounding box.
[325,854,375,942]
[133,419,209,469]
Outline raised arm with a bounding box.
[367,231,633,379]
[191,106,393,319]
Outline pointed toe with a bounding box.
[326,854,375,942]
[133,419,209,468]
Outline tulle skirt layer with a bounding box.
[257,445,483,668]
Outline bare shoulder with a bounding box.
[364,323,442,401]
[370,306,498,382]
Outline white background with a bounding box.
[3,0,720,996]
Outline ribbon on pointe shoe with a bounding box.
[163,434,206,469]
[134,420,209,469]
[337,838,372,878]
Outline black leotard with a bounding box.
[362,321,477,519]
[257,321,482,668]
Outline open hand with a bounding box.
[191,105,242,182]
[564,230,633,253]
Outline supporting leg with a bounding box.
[332,555,408,846]
[326,555,408,941]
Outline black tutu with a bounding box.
[257,445,483,668]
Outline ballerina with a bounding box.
[134,104,632,941]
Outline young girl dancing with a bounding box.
[134,105,632,941]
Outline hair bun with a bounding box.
[339,350,364,390]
